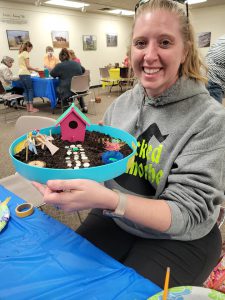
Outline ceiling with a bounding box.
[5,0,225,15]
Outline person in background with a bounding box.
[50,48,88,113]
[0,56,24,95]
[44,46,59,71]
[205,35,225,103]
[18,41,39,112]
[33,0,225,288]
[69,49,81,64]
[122,51,131,67]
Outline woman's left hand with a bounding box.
[32,179,117,212]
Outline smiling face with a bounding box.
[131,9,187,97]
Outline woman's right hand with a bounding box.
[32,179,118,213]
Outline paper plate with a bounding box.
[148,286,225,299]
[0,202,10,232]
[9,124,137,184]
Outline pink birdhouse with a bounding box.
[55,103,91,142]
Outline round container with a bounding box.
[9,124,137,184]
[148,286,225,300]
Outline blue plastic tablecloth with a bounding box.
[0,185,161,300]
[13,77,59,109]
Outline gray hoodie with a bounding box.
[103,77,225,241]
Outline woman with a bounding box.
[44,46,59,71]
[68,49,81,64]
[0,56,23,95]
[18,41,39,112]
[34,0,225,288]
[50,48,87,113]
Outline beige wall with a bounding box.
[0,2,225,85]
[190,4,225,58]
[0,1,132,86]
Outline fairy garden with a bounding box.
[13,104,133,170]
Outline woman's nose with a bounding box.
[144,43,158,62]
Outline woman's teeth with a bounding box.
[144,68,160,74]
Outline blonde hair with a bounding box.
[68,49,77,60]
[133,0,207,83]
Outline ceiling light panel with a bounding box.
[186,0,207,4]
[45,0,90,9]
[108,9,134,16]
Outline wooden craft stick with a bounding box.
[162,267,170,300]
[25,142,28,161]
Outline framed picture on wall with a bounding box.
[51,31,69,48]
[197,32,211,48]
[82,35,97,51]
[6,30,30,50]
[106,34,117,47]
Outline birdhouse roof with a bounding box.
[55,103,91,126]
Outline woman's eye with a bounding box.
[160,40,171,48]
[133,40,147,49]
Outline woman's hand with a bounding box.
[33,179,172,232]
[32,179,118,212]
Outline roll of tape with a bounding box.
[15,203,34,218]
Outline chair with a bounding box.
[0,173,47,208]
[99,67,120,93]
[70,72,96,115]
[0,80,24,106]
[0,80,25,122]
[15,115,83,224]
[119,67,136,92]
[14,116,57,207]
[15,115,57,137]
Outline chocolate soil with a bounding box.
[14,131,132,169]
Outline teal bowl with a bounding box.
[9,125,137,184]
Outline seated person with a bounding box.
[69,49,81,64]
[44,46,59,71]
[50,48,88,113]
[0,56,24,95]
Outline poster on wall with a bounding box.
[1,10,28,24]
[82,35,97,51]
[106,34,117,47]
[6,30,30,50]
[197,32,211,48]
[51,31,69,48]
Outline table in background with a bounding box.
[109,68,120,80]
[101,68,120,90]
[13,77,59,111]
[0,185,161,299]
[102,68,135,92]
